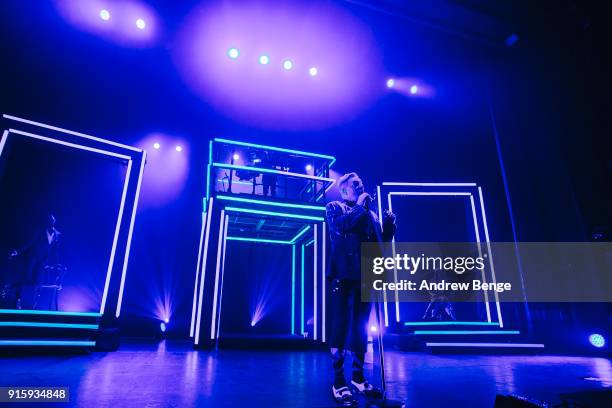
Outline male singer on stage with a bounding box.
[326,172,396,406]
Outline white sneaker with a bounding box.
[332,385,357,406]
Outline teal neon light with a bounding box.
[301,244,305,335]
[0,322,99,329]
[226,236,293,245]
[0,340,96,346]
[217,195,325,211]
[290,225,311,243]
[413,330,520,335]
[224,206,324,221]
[304,239,315,247]
[214,138,336,166]
[212,163,334,183]
[404,321,500,326]
[0,309,101,317]
[291,245,296,335]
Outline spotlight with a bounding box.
[370,325,378,333]
[227,48,240,59]
[164,318,169,324]
[250,321,256,327]
[160,322,167,333]
[589,333,606,348]
[175,145,183,152]
[305,164,313,171]
[386,78,395,88]
[153,142,160,150]
[410,85,418,94]
[282,59,294,70]
[309,67,318,77]
[258,55,270,65]
[99,9,110,21]
[135,18,146,30]
[232,153,240,160]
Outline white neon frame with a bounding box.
[1,125,144,316]
[195,203,325,343]
[383,184,503,327]
[190,211,208,337]
[194,198,214,345]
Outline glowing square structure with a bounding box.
[191,138,334,347]
[377,182,504,328]
[0,114,146,321]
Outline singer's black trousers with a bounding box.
[328,278,371,354]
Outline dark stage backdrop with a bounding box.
[0,134,127,312]
[0,1,608,338]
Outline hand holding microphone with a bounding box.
[357,192,373,209]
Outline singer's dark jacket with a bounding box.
[325,200,395,281]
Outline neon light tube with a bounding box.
[426,342,544,348]
[0,322,99,329]
[224,207,324,221]
[216,214,230,340]
[313,224,318,341]
[214,138,335,164]
[8,129,131,160]
[195,198,214,345]
[211,210,226,340]
[404,321,500,326]
[383,182,477,186]
[0,131,8,158]
[470,194,491,323]
[116,151,147,318]
[0,340,96,347]
[190,212,207,337]
[212,163,334,183]
[386,193,400,322]
[3,114,142,152]
[292,245,296,335]
[226,236,293,245]
[301,244,305,335]
[478,186,503,328]
[290,225,311,243]
[0,309,101,317]
[389,192,472,196]
[414,330,519,335]
[321,222,326,343]
[217,195,326,211]
[101,159,132,315]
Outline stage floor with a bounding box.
[0,339,610,407]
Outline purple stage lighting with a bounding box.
[370,324,378,333]
[175,1,382,130]
[56,0,158,47]
[282,59,294,70]
[99,9,110,21]
[232,153,240,160]
[386,77,434,98]
[258,55,270,65]
[227,47,240,59]
[136,18,146,30]
[589,333,605,348]
[305,164,313,171]
[138,133,189,208]
[160,322,167,332]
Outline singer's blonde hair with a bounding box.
[337,172,359,192]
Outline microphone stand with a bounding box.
[366,196,405,408]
